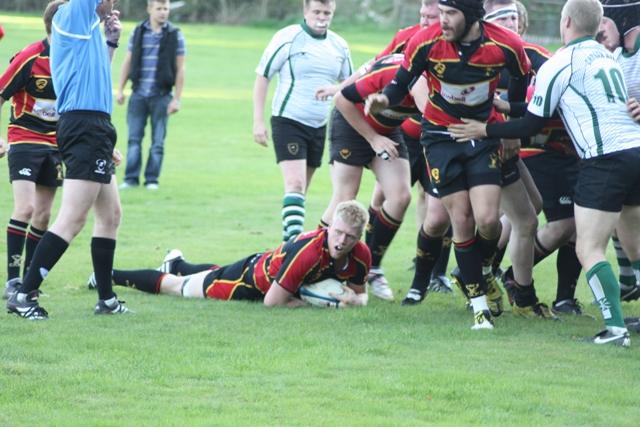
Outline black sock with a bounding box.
[513,280,538,307]
[555,242,582,302]
[431,226,451,278]
[91,237,116,301]
[7,219,28,281]
[368,207,401,267]
[411,228,442,292]
[476,229,499,270]
[112,269,164,294]
[492,244,507,275]
[20,231,69,294]
[454,238,486,297]
[364,206,378,247]
[533,234,553,265]
[174,260,218,276]
[24,226,45,276]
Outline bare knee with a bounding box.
[12,202,35,223]
[511,211,539,237]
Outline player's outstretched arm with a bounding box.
[264,281,306,307]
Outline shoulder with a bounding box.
[524,41,551,58]
[273,24,305,42]
[326,30,350,49]
[351,242,372,265]
[166,21,181,33]
[483,21,524,49]
[10,40,45,64]
[397,23,422,37]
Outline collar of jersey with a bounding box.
[301,20,327,40]
[565,35,594,47]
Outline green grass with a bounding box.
[1,13,640,427]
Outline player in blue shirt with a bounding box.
[7,0,129,319]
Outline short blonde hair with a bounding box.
[44,0,67,35]
[333,200,369,233]
[562,0,603,36]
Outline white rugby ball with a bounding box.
[299,278,349,308]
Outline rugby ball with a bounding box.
[299,278,350,308]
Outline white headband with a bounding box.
[484,5,518,22]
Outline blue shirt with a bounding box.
[127,21,186,97]
[51,0,113,114]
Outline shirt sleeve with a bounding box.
[176,30,186,56]
[527,58,570,119]
[0,51,35,100]
[255,29,291,80]
[53,0,102,38]
[504,37,532,80]
[273,243,322,294]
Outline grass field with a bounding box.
[0,13,639,427]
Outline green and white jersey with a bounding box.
[613,37,640,100]
[256,22,353,128]
[528,37,640,159]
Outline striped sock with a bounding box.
[612,235,635,286]
[282,192,305,242]
[586,261,625,328]
[7,219,28,281]
[365,206,378,247]
[632,260,640,286]
[24,226,46,276]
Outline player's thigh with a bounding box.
[10,180,37,213]
[516,158,542,213]
[278,159,308,192]
[468,184,501,228]
[175,271,211,298]
[370,157,411,201]
[329,161,363,199]
[93,177,122,226]
[500,178,537,230]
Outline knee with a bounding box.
[450,210,475,235]
[12,202,35,222]
[387,187,412,210]
[475,211,500,233]
[424,211,450,236]
[513,212,539,237]
[31,209,52,229]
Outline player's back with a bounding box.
[552,39,639,157]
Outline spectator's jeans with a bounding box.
[124,91,172,185]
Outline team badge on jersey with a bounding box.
[434,63,446,76]
[287,143,299,155]
[430,167,440,183]
[35,78,48,92]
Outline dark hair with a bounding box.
[44,0,67,35]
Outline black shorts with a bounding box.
[271,116,326,167]
[329,109,408,166]
[421,124,501,197]
[56,110,116,184]
[203,254,264,301]
[523,151,578,221]
[8,145,63,187]
[501,156,520,187]
[404,131,430,189]
[574,147,640,212]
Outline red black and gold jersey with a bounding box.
[342,54,420,135]
[252,228,371,294]
[375,24,422,59]
[402,22,531,126]
[497,41,551,92]
[0,39,57,147]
